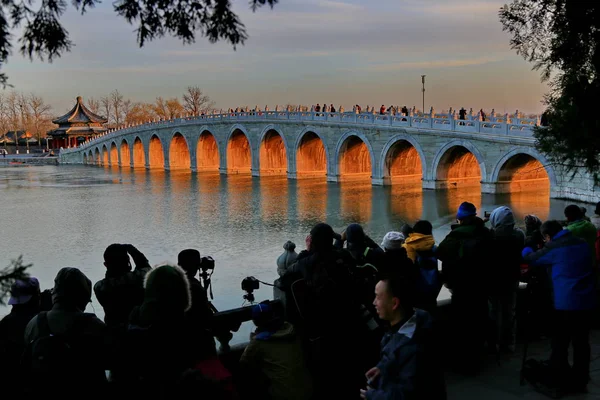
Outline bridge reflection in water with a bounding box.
[102,164,550,233]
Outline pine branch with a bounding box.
[0,255,32,306]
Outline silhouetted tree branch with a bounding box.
[0,0,279,86]
[500,1,600,181]
[0,255,32,306]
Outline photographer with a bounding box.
[94,243,152,329]
[177,249,214,324]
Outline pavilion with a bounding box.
[48,96,107,149]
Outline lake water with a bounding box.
[0,165,581,340]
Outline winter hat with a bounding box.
[251,302,283,340]
[345,223,365,244]
[9,277,40,305]
[178,249,201,275]
[413,220,433,235]
[52,267,92,310]
[139,263,191,326]
[381,231,406,250]
[457,202,477,220]
[309,223,341,252]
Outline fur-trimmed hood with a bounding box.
[137,263,192,327]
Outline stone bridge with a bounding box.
[59,111,598,202]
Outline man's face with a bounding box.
[373,280,397,321]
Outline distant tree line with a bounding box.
[0,92,53,148]
[87,86,215,129]
[0,86,215,148]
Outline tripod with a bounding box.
[200,268,218,313]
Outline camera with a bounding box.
[201,256,215,271]
[241,276,260,303]
[484,211,491,218]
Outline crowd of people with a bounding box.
[0,201,599,399]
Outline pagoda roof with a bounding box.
[53,96,108,125]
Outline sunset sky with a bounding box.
[4,0,548,114]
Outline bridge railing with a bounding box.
[61,110,538,155]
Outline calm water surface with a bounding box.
[0,165,580,339]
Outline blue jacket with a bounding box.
[366,309,446,400]
[523,229,596,311]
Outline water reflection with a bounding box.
[0,165,583,329]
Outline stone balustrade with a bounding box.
[61,110,539,154]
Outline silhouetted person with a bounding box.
[523,220,597,392]
[23,268,107,397]
[0,277,41,395]
[436,202,493,374]
[177,249,214,324]
[94,243,152,328]
[459,107,466,120]
[488,206,524,353]
[564,204,597,265]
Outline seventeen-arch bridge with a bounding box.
[59,110,598,202]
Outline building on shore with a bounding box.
[48,96,107,149]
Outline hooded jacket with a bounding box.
[23,268,107,393]
[489,207,525,289]
[366,310,446,400]
[119,265,216,395]
[403,233,436,263]
[24,267,106,344]
[565,219,597,264]
[240,322,313,400]
[436,217,493,293]
[524,229,596,311]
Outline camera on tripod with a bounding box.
[241,276,260,303]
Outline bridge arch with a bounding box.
[120,139,131,167]
[431,140,486,188]
[379,134,426,183]
[102,145,109,166]
[132,136,145,167]
[226,125,252,174]
[169,132,191,170]
[259,125,288,175]
[110,142,118,166]
[334,131,375,180]
[88,150,93,165]
[83,153,88,165]
[491,147,555,192]
[149,135,165,168]
[294,127,329,178]
[197,130,219,171]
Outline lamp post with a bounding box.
[421,75,426,115]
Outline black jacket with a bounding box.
[94,246,151,327]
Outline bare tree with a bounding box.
[87,97,101,114]
[166,98,184,119]
[152,97,168,120]
[101,96,111,127]
[0,94,8,150]
[110,90,124,127]
[29,94,52,146]
[182,86,214,116]
[7,92,21,151]
[126,102,156,125]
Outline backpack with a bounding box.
[415,246,442,305]
[23,312,101,391]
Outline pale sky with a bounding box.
[3,0,548,114]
